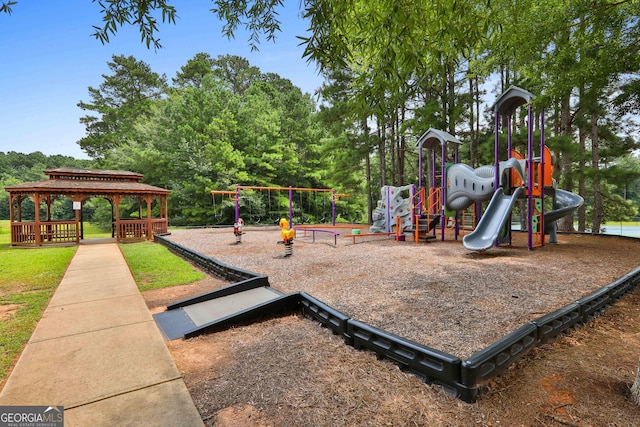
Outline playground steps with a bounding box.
[409,215,440,242]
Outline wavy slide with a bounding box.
[544,189,584,232]
[462,187,526,251]
[462,187,584,251]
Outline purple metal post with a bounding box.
[494,110,500,192]
[418,145,423,190]
[431,149,437,215]
[331,190,336,226]
[507,116,514,245]
[440,140,446,241]
[386,186,391,233]
[411,185,416,228]
[507,116,512,158]
[418,145,423,215]
[235,185,240,222]
[289,186,293,226]
[540,109,545,247]
[527,105,534,250]
[454,144,460,240]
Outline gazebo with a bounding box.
[5,168,170,246]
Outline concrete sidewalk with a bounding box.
[0,243,204,426]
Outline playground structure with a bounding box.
[372,86,583,251]
[211,185,348,227]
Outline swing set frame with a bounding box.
[211,185,348,227]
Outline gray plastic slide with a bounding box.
[544,188,584,232]
[544,188,584,243]
[462,187,526,251]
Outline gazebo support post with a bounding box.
[114,195,121,242]
[146,195,153,240]
[34,192,42,247]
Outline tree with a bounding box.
[108,74,246,225]
[77,55,167,159]
[0,151,94,220]
[172,52,216,88]
[211,54,261,95]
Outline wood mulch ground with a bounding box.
[144,226,640,426]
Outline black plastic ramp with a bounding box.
[184,287,282,326]
[154,286,285,340]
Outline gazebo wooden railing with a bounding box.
[11,221,79,245]
[118,219,168,240]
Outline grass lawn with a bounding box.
[81,222,112,238]
[0,220,77,385]
[119,241,205,291]
[0,220,204,386]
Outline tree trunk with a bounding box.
[468,73,476,167]
[378,118,386,188]
[591,113,602,233]
[364,119,373,224]
[390,114,396,185]
[447,64,456,137]
[631,357,640,406]
[398,106,406,186]
[558,95,575,231]
[578,125,586,232]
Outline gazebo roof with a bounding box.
[5,179,170,194]
[4,168,170,195]
[44,167,144,181]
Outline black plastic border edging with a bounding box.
[155,234,261,282]
[461,323,537,388]
[576,286,611,323]
[532,302,582,344]
[347,319,473,401]
[300,292,351,340]
[299,292,475,401]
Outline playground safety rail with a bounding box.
[154,233,640,403]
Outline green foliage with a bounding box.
[5,0,640,230]
[585,191,638,226]
[77,55,167,159]
[0,1,16,14]
[118,241,205,291]
[91,0,177,50]
[212,0,284,50]
[88,52,343,226]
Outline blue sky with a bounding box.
[0,1,322,159]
